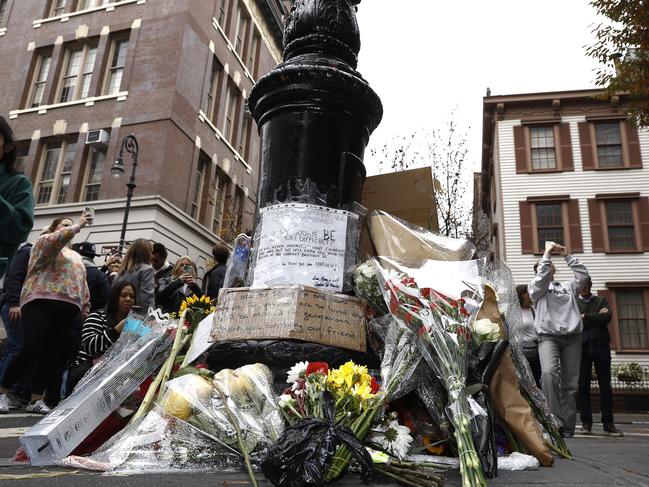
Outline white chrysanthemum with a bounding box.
[286,361,309,384]
[370,420,413,460]
[278,394,293,408]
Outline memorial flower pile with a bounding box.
[376,263,488,487]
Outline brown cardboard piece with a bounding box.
[211,286,367,353]
[360,167,438,259]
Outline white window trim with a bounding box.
[33,0,145,27]
[198,109,252,174]
[83,147,107,202]
[9,91,128,119]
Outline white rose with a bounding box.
[473,318,501,343]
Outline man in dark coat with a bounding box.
[577,277,623,437]
[74,241,110,312]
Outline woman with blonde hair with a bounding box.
[157,255,202,313]
[113,239,154,312]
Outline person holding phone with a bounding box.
[528,241,589,438]
[156,256,202,314]
[0,213,91,414]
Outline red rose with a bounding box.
[306,362,329,376]
[370,377,380,394]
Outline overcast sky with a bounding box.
[356,1,603,176]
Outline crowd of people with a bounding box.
[520,242,623,438]
[0,114,231,413]
[0,213,231,413]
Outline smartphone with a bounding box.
[183,264,192,274]
[83,206,95,225]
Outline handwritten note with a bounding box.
[211,286,367,352]
[251,204,355,292]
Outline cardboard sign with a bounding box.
[211,286,367,352]
[251,204,355,292]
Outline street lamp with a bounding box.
[111,134,139,253]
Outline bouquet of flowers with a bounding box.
[269,360,446,487]
[354,261,389,318]
[373,257,488,487]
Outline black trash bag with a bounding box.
[466,339,509,479]
[262,391,374,487]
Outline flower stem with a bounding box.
[214,385,259,487]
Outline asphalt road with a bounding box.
[0,412,648,486]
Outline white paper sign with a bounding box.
[186,312,216,364]
[252,204,353,292]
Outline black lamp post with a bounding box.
[111,134,139,253]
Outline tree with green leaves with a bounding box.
[587,0,649,126]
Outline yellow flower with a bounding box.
[352,381,374,401]
[328,361,371,393]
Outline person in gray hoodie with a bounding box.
[528,241,589,437]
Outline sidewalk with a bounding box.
[0,414,647,486]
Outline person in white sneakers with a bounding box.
[528,241,589,438]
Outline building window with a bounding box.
[239,112,251,159]
[0,0,8,23]
[616,290,648,349]
[216,0,229,27]
[206,58,222,122]
[35,141,77,206]
[28,52,52,108]
[105,37,129,95]
[606,200,635,250]
[77,0,109,11]
[530,126,557,170]
[248,32,260,77]
[59,43,98,103]
[50,0,67,16]
[190,161,206,220]
[514,123,573,174]
[595,122,623,168]
[536,203,564,249]
[222,83,239,144]
[520,198,583,255]
[212,170,229,235]
[83,148,105,201]
[234,2,250,59]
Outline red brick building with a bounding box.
[0,0,290,273]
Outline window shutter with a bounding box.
[639,196,649,252]
[597,289,618,350]
[623,120,643,169]
[567,199,583,253]
[578,122,595,170]
[588,198,605,252]
[519,201,534,254]
[513,125,528,174]
[560,123,574,171]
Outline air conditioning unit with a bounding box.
[85,129,109,148]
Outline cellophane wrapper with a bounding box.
[373,256,488,487]
[63,363,284,473]
[480,260,562,432]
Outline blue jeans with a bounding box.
[0,303,29,396]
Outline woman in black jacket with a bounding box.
[65,281,137,394]
[157,256,202,314]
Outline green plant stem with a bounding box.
[156,311,189,400]
[130,359,166,423]
[214,386,258,487]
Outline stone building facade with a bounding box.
[0,0,290,274]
